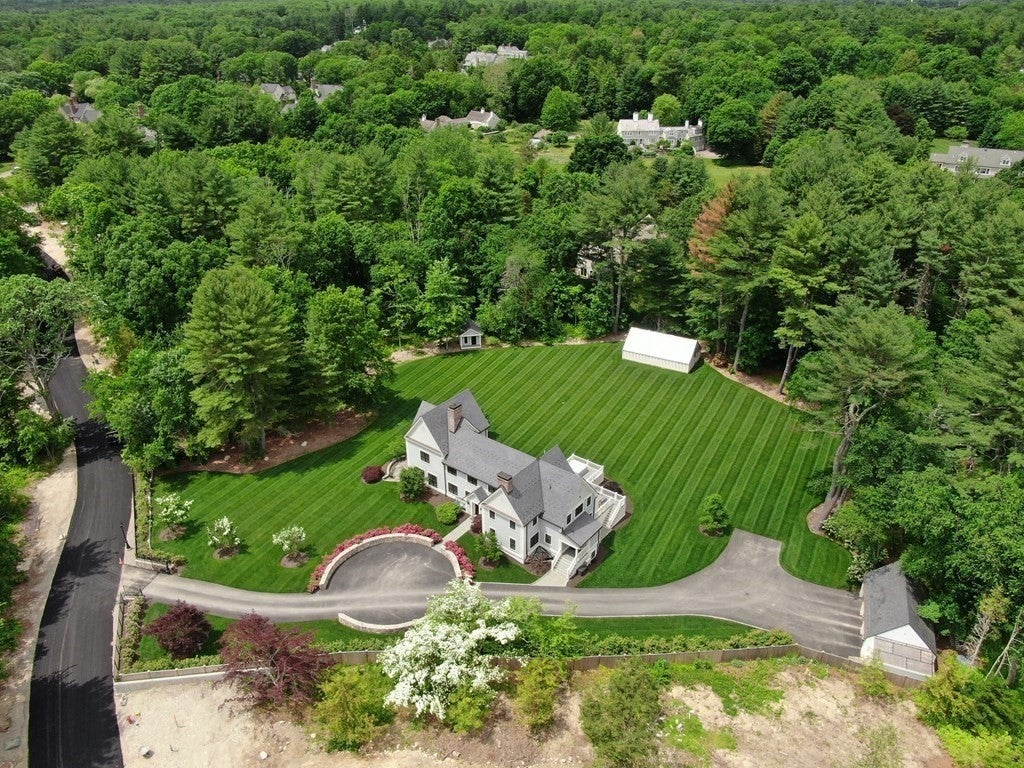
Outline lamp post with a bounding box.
[119,522,131,550]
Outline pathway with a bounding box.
[142,531,863,657]
[28,224,130,768]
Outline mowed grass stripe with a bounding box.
[158,344,849,592]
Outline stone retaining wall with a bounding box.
[317,533,454,590]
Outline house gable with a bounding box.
[405,418,440,453]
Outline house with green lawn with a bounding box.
[405,389,627,581]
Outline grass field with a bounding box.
[703,157,770,187]
[157,343,849,592]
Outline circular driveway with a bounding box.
[323,540,458,625]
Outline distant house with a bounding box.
[59,97,101,124]
[860,563,937,679]
[930,143,1024,177]
[420,108,500,131]
[617,111,706,151]
[461,45,528,70]
[622,328,702,373]
[404,389,627,582]
[259,83,298,112]
[459,321,483,351]
[530,128,552,147]
[311,82,343,104]
[427,38,450,50]
[575,215,658,280]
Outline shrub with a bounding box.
[581,659,663,768]
[444,540,475,579]
[447,684,495,733]
[399,466,425,502]
[386,437,406,461]
[914,651,1024,735]
[207,516,240,552]
[315,664,394,752]
[551,130,569,147]
[142,602,212,660]
[470,514,483,534]
[436,501,460,526]
[514,658,568,732]
[117,596,148,671]
[697,493,730,536]
[361,465,383,483]
[856,656,896,701]
[936,725,1024,768]
[272,525,307,558]
[478,530,502,565]
[219,613,329,712]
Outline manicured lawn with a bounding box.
[558,615,753,640]
[137,603,381,665]
[157,343,848,592]
[703,157,769,187]
[457,532,537,583]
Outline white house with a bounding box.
[617,112,706,151]
[459,321,483,350]
[622,327,702,373]
[930,143,1024,177]
[420,108,500,131]
[860,563,937,679]
[461,45,528,70]
[404,390,627,582]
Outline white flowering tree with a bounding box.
[207,516,241,554]
[379,579,520,721]
[272,525,307,561]
[155,493,193,539]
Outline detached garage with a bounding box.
[622,327,702,373]
[860,563,937,679]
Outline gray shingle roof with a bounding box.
[563,511,603,547]
[862,563,937,653]
[447,429,534,492]
[930,145,1024,170]
[415,389,491,455]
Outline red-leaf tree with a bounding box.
[218,613,329,711]
[143,602,212,660]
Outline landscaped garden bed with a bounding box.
[155,344,848,592]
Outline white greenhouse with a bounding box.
[622,327,702,373]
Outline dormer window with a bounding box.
[1001,157,1012,167]
[958,153,968,162]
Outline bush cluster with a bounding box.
[117,596,148,672]
[398,466,425,501]
[142,602,212,660]
[361,465,383,483]
[435,501,460,526]
[444,540,475,579]
[308,524,444,591]
[581,658,664,768]
[315,664,395,752]
[470,514,483,534]
[514,658,568,732]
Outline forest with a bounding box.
[0,0,1023,738]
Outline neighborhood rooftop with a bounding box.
[862,562,937,653]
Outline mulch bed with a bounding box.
[169,410,374,475]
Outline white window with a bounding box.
[510,520,516,531]
[509,538,516,550]
[467,475,478,485]
[1001,157,1012,167]
[420,451,430,463]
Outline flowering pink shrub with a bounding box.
[444,540,475,580]
[307,524,446,592]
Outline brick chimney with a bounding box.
[447,403,462,433]
[497,471,513,493]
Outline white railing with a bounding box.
[568,453,604,485]
[595,486,626,529]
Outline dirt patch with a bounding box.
[170,410,374,475]
[389,334,626,364]
[213,547,240,560]
[158,526,186,542]
[117,664,949,768]
[807,502,831,536]
[664,666,948,768]
[280,553,309,569]
[0,448,78,768]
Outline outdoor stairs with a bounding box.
[533,551,575,587]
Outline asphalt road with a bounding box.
[28,337,132,766]
[145,531,864,657]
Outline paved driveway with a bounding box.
[144,531,862,657]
